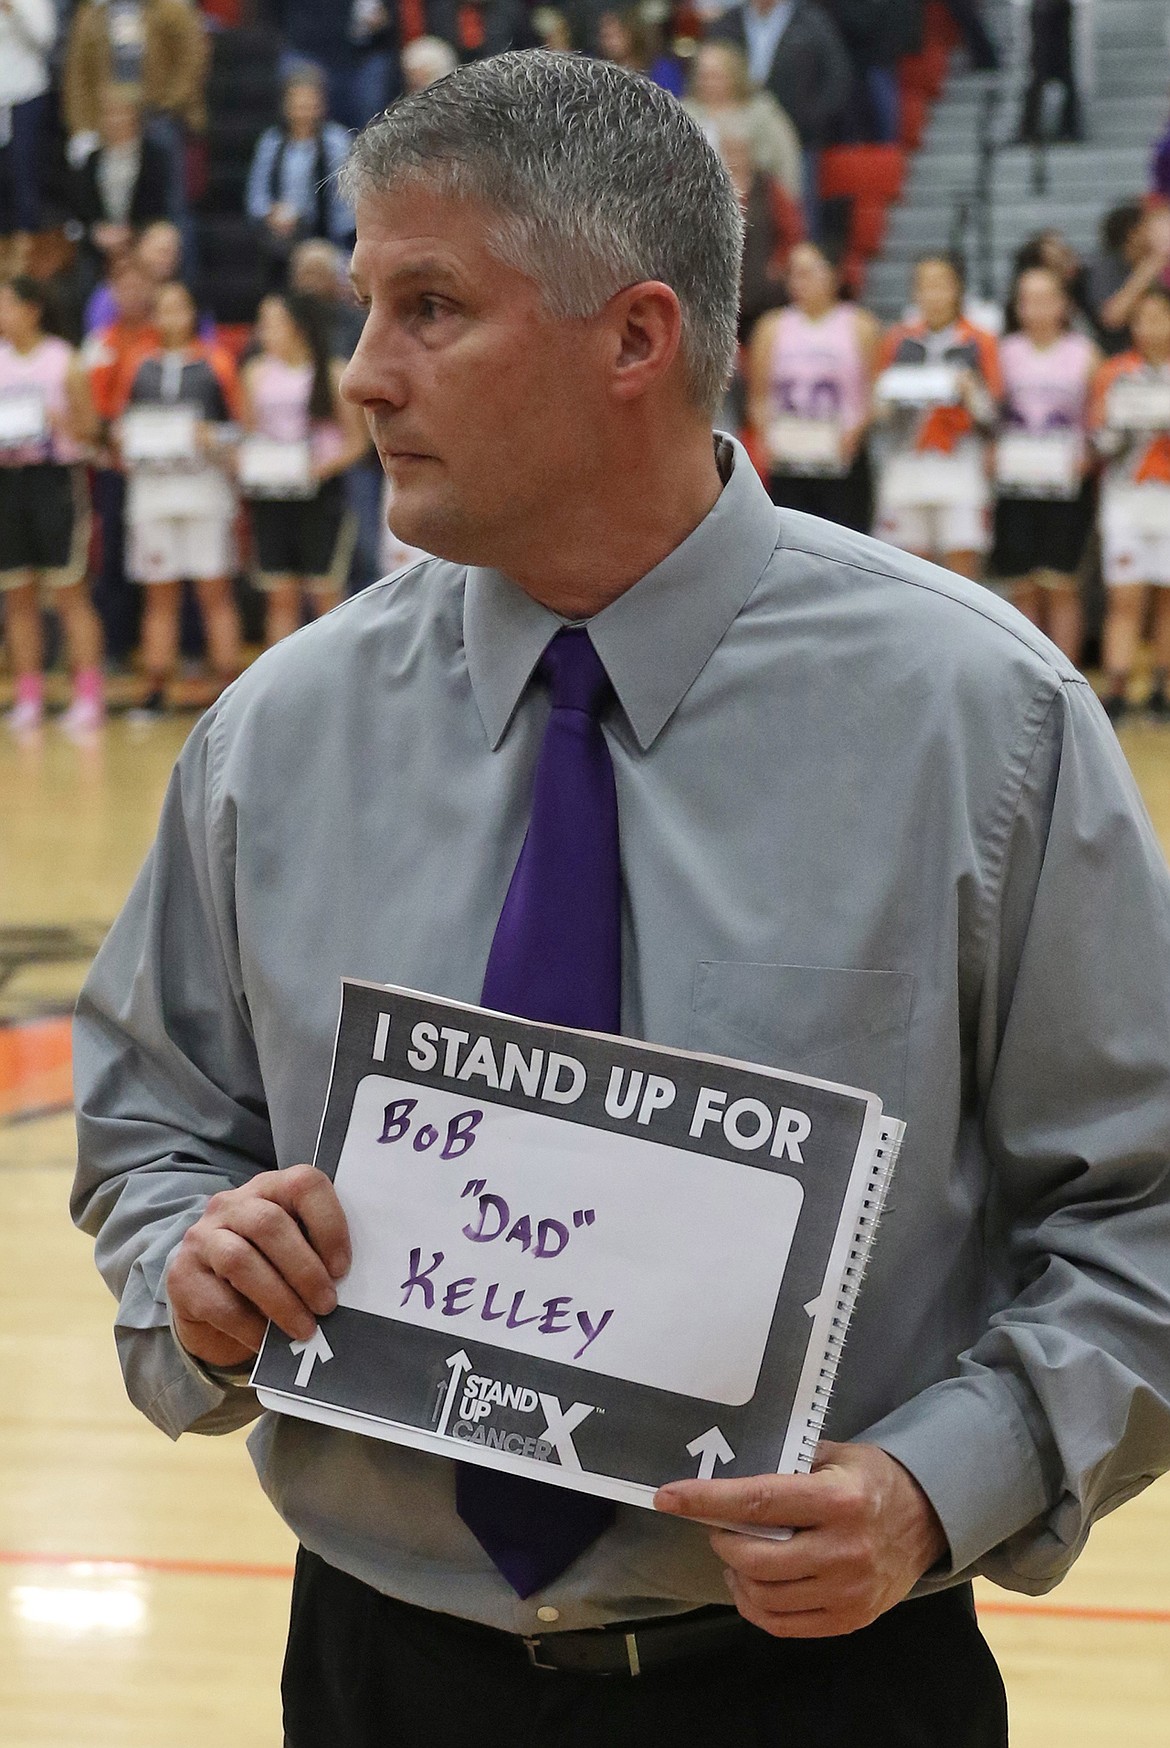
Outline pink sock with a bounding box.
[73,666,104,705]
[16,673,44,710]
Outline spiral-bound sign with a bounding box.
[252,980,903,1512]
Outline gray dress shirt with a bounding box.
[72,437,1170,1636]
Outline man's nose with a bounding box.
[340,322,407,411]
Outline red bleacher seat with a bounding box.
[849,201,889,258]
[818,145,905,203]
[898,87,929,151]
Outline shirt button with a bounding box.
[536,1606,560,1624]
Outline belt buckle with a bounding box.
[522,1635,559,1672]
[521,1629,643,1677]
[624,1631,642,1677]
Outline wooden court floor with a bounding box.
[1,715,1168,1747]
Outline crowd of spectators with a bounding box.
[0,2,1003,288]
[7,0,1170,739]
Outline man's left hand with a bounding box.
[654,1441,948,1639]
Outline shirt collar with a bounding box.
[464,433,780,753]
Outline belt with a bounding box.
[520,1604,751,1677]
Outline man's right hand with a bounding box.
[167,1164,351,1369]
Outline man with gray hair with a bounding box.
[73,50,1170,1748]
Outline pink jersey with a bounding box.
[0,336,85,466]
[999,330,1095,437]
[768,304,868,434]
[249,354,345,470]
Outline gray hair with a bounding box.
[340,51,744,414]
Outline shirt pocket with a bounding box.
[688,962,915,1116]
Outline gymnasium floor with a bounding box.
[1,714,1167,1747]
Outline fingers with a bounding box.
[709,1526,824,1583]
[723,1569,838,1640]
[199,1219,329,1340]
[168,1166,351,1364]
[172,1274,268,1360]
[723,1558,881,1639]
[655,1470,828,1531]
[261,1163,351,1280]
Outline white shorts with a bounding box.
[1100,490,1170,587]
[127,513,235,585]
[874,498,991,558]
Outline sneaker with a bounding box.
[5,697,43,734]
[59,694,105,735]
[126,689,167,726]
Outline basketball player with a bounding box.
[747,241,879,533]
[991,264,1098,661]
[1092,284,1170,720]
[116,281,243,717]
[874,255,1001,579]
[0,277,102,733]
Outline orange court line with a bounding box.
[0,1549,1168,1625]
[976,1598,1170,1626]
[0,1549,297,1582]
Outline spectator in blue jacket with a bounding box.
[246,69,354,289]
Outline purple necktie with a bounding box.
[456,627,620,1597]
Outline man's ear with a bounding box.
[604,280,685,403]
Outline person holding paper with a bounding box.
[73,52,1170,1748]
[747,240,879,532]
[990,264,1098,662]
[238,291,370,647]
[873,254,1001,579]
[1091,283,1170,723]
[0,276,103,734]
[114,279,243,719]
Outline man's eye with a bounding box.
[418,296,446,321]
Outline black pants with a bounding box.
[768,451,873,535]
[1021,1,1080,141]
[282,1548,1009,1748]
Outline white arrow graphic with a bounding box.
[289,1326,334,1388]
[686,1426,735,1479]
[436,1349,473,1436]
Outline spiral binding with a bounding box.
[795,1119,904,1471]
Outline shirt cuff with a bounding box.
[858,1371,1052,1577]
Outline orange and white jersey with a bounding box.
[1091,351,1170,489]
[875,317,1001,459]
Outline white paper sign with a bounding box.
[881,450,983,508]
[767,416,843,474]
[238,436,313,498]
[876,363,961,408]
[1110,484,1170,535]
[128,464,234,521]
[995,431,1081,498]
[1106,378,1170,433]
[120,406,199,465]
[336,1075,803,1406]
[0,390,48,447]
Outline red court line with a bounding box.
[0,1549,1167,1624]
